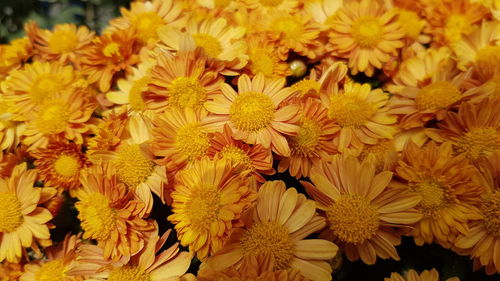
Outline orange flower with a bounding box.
[384,268,460,281]
[302,154,421,265]
[203,180,338,281]
[0,37,32,79]
[168,157,257,259]
[328,0,404,76]
[86,109,129,154]
[242,34,292,79]
[204,73,300,157]
[0,163,56,263]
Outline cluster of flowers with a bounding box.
[0,0,499,280]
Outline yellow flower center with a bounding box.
[167,77,207,109]
[410,180,450,217]
[475,46,500,80]
[220,145,253,170]
[250,50,275,77]
[53,154,80,178]
[48,29,78,53]
[289,118,322,157]
[230,92,275,132]
[240,221,294,270]
[454,127,499,160]
[175,123,210,161]
[273,16,304,39]
[352,16,384,48]
[415,81,461,110]
[481,190,500,238]
[113,144,155,188]
[34,260,66,281]
[108,265,151,281]
[444,14,472,43]
[36,101,70,134]
[328,95,375,128]
[134,12,164,43]
[0,192,23,233]
[292,79,320,97]
[128,77,149,111]
[192,34,223,58]
[259,0,282,7]
[185,185,221,231]
[397,10,424,40]
[326,194,379,244]
[77,192,117,241]
[103,42,121,57]
[31,74,63,103]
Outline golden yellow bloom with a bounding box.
[203,180,338,281]
[204,73,300,157]
[243,34,292,79]
[86,110,128,155]
[0,37,32,79]
[0,95,25,151]
[303,154,421,265]
[384,268,459,281]
[0,163,56,263]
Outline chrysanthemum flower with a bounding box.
[204,73,300,157]
[243,34,291,79]
[168,157,257,259]
[328,0,404,76]
[74,162,155,261]
[392,141,483,247]
[0,96,25,151]
[32,140,88,191]
[304,0,343,26]
[81,28,141,92]
[0,163,56,263]
[74,228,192,280]
[0,37,32,79]
[86,110,129,155]
[384,268,459,281]
[25,22,94,67]
[320,81,398,154]
[203,180,338,281]
[110,0,187,44]
[208,124,274,182]
[278,99,337,179]
[302,154,421,265]
[453,151,500,274]
[358,139,398,173]
[144,49,223,111]
[157,18,247,75]
[0,148,26,178]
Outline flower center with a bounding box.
[175,123,210,161]
[48,29,78,53]
[220,145,253,170]
[249,50,275,77]
[259,0,282,7]
[230,91,275,132]
[352,16,383,48]
[103,42,121,58]
[108,265,151,281]
[53,154,80,178]
[397,10,424,40]
[328,95,375,128]
[410,180,449,217]
[35,260,66,281]
[415,81,461,110]
[185,185,221,231]
[167,77,207,109]
[35,101,70,134]
[454,127,499,160]
[273,16,304,39]
[76,192,117,241]
[475,46,500,80]
[134,12,164,43]
[445,14,472,43]
[192,34,223,58]
[292,79,320,97]
[326,194,379,244]
[480,190,500,238]
[31,75,63,103]
[113,144,155,188]
[289,118,321,157]
[240,221,294,270]
[0,192,23,233]
[129,77,149,111]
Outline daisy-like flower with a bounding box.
[0,163,56,263]
[203,180,338,281]
[110,0,187,45]
[242,34,291,79]
[320,81,398,154]
[144,49,223,111]
[384,268,459,281]
[302,154,421,265]
[0,96,25,151]
[74,162,155,261]
[86,110,129,155]
[454,151,500,275]
[157,18,247,75]
[20,234,83,281]
[22,88,96,151]
[25,22,94,67]
[74,228,192,281]
[0,37,32,79]
[392,141,483,247]
[32,140,88,191]
[204,73,300,157]
[427,98,500,161]
[81,28,141,92]
[208,124,274,182]
[168,157,256,260]
[328,0,405,76]
[278,99,337,179]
